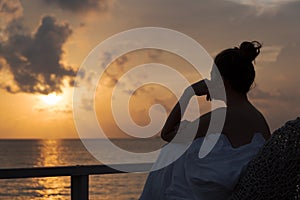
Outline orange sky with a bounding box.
[0,0,299,138]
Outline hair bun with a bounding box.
[239,41,262,62]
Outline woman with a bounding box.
[140,41,271,200]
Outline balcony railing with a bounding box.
[0,163,152,200]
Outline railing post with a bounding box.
[71,175,89,200]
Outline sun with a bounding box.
[40,93,63,105]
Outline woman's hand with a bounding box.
[191,79,210,96]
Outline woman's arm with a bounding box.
[161,80,209,142]
[160,88,194,142]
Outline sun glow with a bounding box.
[40,93,63,105]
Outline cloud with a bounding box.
[0,0,23,41]
[250,84,300,107]
[42,0,112,13]
[0,0,23,21]
[80,98,93,111]
[249,85,300,130]
[258,45,282,62]
[0,15,76,94]
[226,0,297,14]
[34,105,73,114]
[130,84,176,112]
[249,87,279,100]
[99,54,128,87]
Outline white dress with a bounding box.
[139,120,266,200]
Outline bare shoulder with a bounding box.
[251,106,271,139]
[195,106,271,141]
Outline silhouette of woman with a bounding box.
[140,41,271,200]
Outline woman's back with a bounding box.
[221,102,271,147]
[195,102,271,148]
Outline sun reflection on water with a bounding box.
[36,139,61,167]
[0,139,149,199]
[34,140,70,199]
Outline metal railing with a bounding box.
[0,163,152,200]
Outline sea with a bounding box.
[0,138,165,200]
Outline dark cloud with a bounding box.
[97,54,129,87]
[115,56,128,66]
[0,0,21,14]
[0,15,76,94]
[129,84,176,113]
[0,0,23,34]
[147,49,163,61]
[250,84,300,106]
[119,0,300,51]
[249,87,276,100]
[35,105,73,114]
[42,0,111,13]
[80,98,93,111]
[249,84,300,130]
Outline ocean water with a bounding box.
[0,139,165,200]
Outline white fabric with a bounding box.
[140,121,266,200]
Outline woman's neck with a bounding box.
[225,90,249,107]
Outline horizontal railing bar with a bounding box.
[0,163,153,179]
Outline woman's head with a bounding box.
[214,41,262,94]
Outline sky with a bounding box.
[0,0,299,139]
